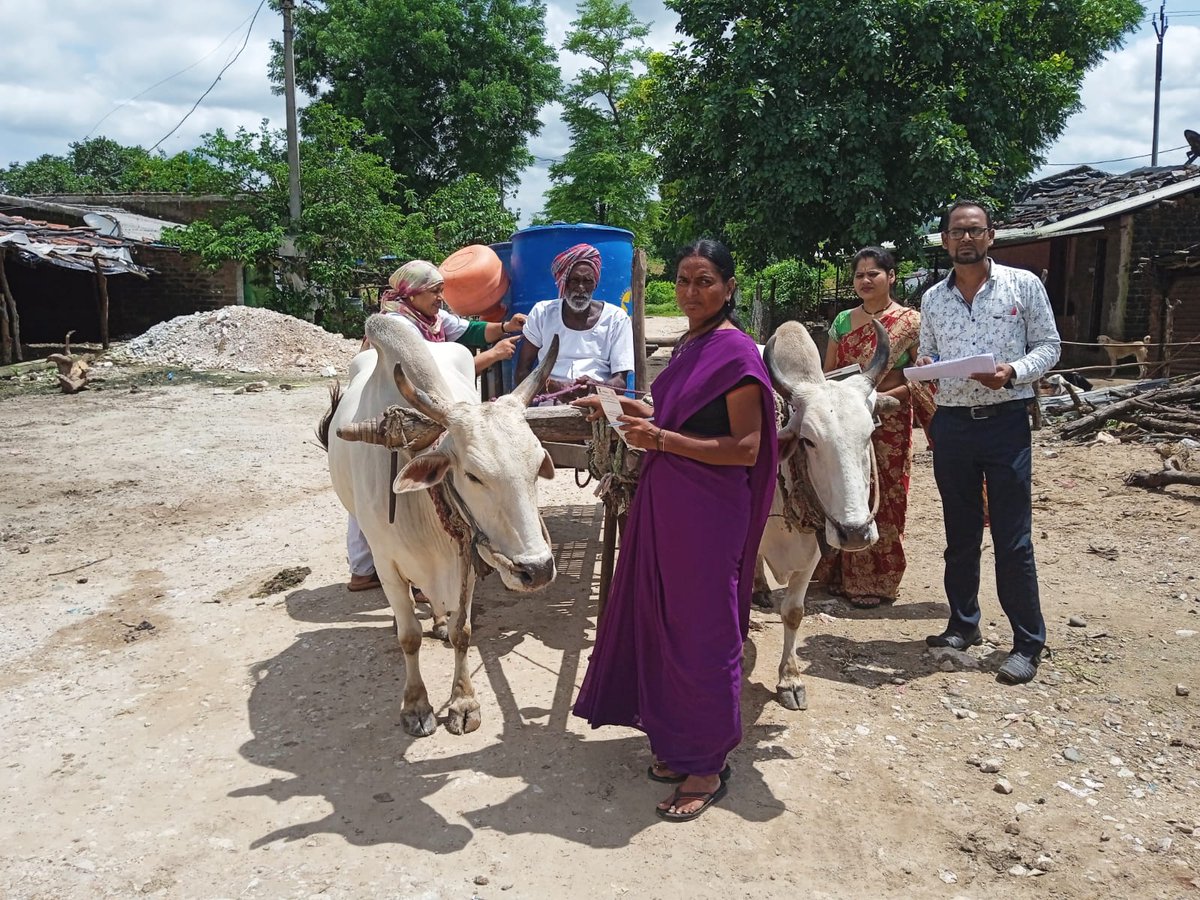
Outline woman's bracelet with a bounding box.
[656,428,666,452]
[500,320,512,334]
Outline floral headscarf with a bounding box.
[380,260,446,341]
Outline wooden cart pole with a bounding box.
[631,248,648,393]
[0,248,22,362]
[93,257,111,350]
[596,503,618,623]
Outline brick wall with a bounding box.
[1124,189,1200,342]
[3,247,242,344]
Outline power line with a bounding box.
[1043,143,1189,166]
[83,6,261,141]
[147,0,267,153]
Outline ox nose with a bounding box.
[512,556,555,589]
[831,520,876,551]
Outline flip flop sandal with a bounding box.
[648,763,732,785]
[655,780,728,822]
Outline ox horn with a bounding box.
[511,334,561,407]
[393,362,450,427]
[861,319,892,386]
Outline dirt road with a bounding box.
[1,366,1197,899]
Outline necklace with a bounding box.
[862,301,892,318]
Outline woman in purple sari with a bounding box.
[572,240,778,822]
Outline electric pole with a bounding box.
[281,0,302,225]
[1151,1,1168,166]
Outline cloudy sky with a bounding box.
[3,0,1199,228]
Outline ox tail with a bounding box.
[316,380,343,451]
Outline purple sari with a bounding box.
[573,328,778,776]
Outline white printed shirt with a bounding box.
[918,260,1061,407]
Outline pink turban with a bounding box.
[551,243,602,297]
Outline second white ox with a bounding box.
[757,320,895,711]
[325,314,560,737]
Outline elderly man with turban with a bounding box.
[345,259,527,592]
[514,243,634,402]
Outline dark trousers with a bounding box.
[929,405,1046,655]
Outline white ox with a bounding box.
[757,320,895,711]
[322,314,560,737]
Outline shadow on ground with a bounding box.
[232,503,789,850]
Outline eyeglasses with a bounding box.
[946,226,990,240]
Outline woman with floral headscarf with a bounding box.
[346,259,528,592]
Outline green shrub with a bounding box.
[740,259,823,320]
[644,279,679,315]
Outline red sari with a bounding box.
[816,307,931,602]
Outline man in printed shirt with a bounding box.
[915,200,1061,685]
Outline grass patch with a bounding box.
[645,302,681,317]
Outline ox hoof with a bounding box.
[777,682,808,711]
[445,700,481,735]
[751,590,775,610]
[430,620,450,642]
[402,705,438,737]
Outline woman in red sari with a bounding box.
[817,246,934,608]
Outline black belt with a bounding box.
[938,399,1029,420]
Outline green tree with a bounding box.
[161,104,430,333]
[0,137,228,195]
[423,174,518,258]
[540,0,658,244]
[278,0,560,197]
[647,0,1143,266]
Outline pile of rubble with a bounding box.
[113,306,361,375]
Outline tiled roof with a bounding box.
[0,212,150,277]
[1000,165,1200,228]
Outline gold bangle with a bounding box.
[656,429,666,452]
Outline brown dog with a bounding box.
[1097,334,1151,378]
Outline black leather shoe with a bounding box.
[996,650,1041,685]
[925,628,982,650]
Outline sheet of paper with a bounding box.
[903,354,996,382]
[595,386,630,444]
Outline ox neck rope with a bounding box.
[774,430,880,555]
[433,474,495,579]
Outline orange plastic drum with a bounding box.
[440,244,510,316]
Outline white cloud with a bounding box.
[5,0,1190,233]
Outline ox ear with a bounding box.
[539,450,555,480]
[777,430,799,462]
[764,322,822,401]
[393,362,449,426]
[511,334,561,407]
[393,451,452,493]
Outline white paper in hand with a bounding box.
[595,386,630,444]
[903,354,996,382]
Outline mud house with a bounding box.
[925,166,1200,374]
[0,194,243,351]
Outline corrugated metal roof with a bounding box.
[0,212,150,277]
[1002,165,1200,228]
[0,193,179,242]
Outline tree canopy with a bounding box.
[539,0,658,244]
[279,0,560,197]
[647,0,1143,265]
[0,137,224,195]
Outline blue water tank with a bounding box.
[509,224,635,318]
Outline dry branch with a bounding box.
[1125,470,1200,489]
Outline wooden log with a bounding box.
[1125,416,1200,436]
[1125,469,1200,489]
[1059,375,1200,439]
[632,248,647,393]
[0,248,21,363]
[336,403,594,450]
[0,358,54,378]
[93,258,110,350]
